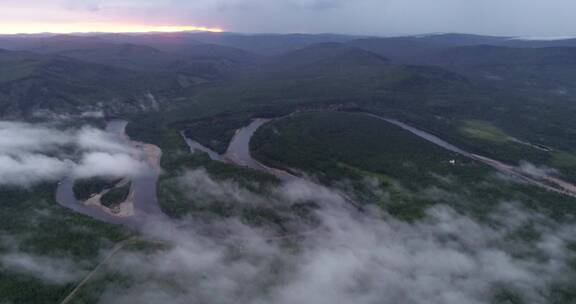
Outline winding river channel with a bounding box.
[55,120,164,227]
[185,112,576,199]
[57,112,576,227]
[224,119,298,181]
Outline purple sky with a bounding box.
[1,0,575,36]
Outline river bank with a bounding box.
[55,120,164,227]
[184,111,576,199]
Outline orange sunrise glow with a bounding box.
[0,23,224,34]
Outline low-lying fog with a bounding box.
[105,170,575,304]
[1,121,575,304]
[0,121,147,186]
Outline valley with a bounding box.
[184,112,576,199]
[3,31,576,304]
[56,120,164,227]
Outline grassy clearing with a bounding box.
[460,119,510,142]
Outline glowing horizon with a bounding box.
[0,23,224,35]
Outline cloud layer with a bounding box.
[95,171,576,304]
[0,121,147,186]
[1,163,574,302]
[0,253,86,284]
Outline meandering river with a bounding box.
[184,113,576,199]
[55,120,164,227]
[58,112,576,226]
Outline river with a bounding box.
[55,120,164,227]
[366,115,576,198]
[182,119,298,181]
[181,131,225,162]
[61,112,576,226]
[184,112,576,199]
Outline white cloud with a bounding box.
[0,253,86,284]
[519,161,559,178]
[0,121,147,186]
[76,127,134,154]
[3,0,576,36]
[0,121,71,154]
[73,152,147,178]
[96,171,576,304]
[177,169,268,206]
[80,111,105,118]
[0,154,71,186]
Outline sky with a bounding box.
[0,0,575,36]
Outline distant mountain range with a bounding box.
[4,32,576,56]
[1,32,576,118]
